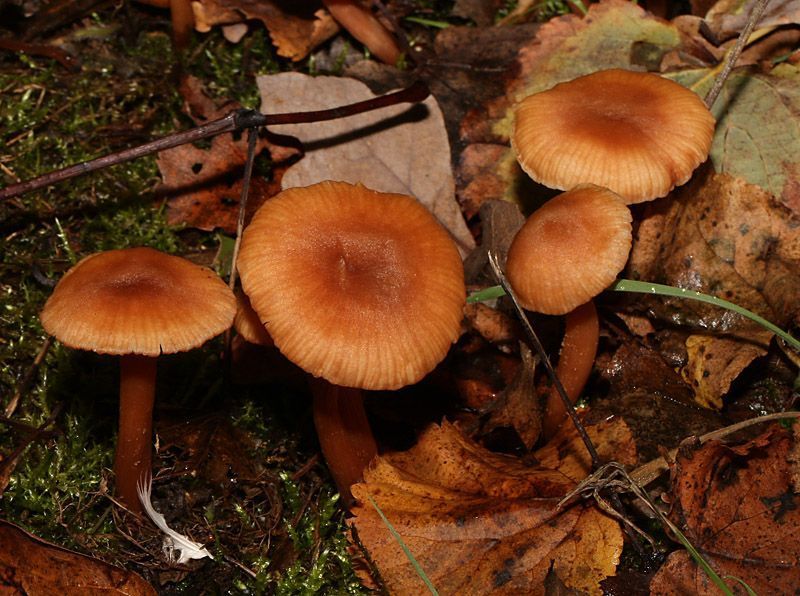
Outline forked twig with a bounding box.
[487,252,601,469]
[0,82,430,201]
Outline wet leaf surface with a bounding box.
[650,427,800,594]
[0,520,155,595]
[350,418,636,594]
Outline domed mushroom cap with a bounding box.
[506,185,632,315]
[512,69,715,204]
[41,247,236,356]
[237,181,466,391]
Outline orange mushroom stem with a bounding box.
[321,0,401,65]
[310,380,377,507]
[116,355,157,513]
[541,300,599,440]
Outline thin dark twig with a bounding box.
[5,336,53,418]
[0,82,430,202]
[704,0,771,108]
[224,127,259,361]
[487,252,601,469]
[228,127,259,292]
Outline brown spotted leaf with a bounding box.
[350,418,636,594]
[650,427,800,594]
[0,520,155,594]
[630,170,800,332]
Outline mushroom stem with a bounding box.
[321,0,401,65]
[310,379,378,508]
[541,300,599,440]
[115,354,157,514]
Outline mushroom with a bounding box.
[512,68,715,204]
[321,0,401,65]
[505,185,631,435]
[237,181,465,504]
[40,247,236,513]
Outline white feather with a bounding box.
[137,476,214,564]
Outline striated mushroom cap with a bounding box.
[512,69,715,204]
[233,291,274,347]
[237,181,466,390]
[506,185,632,315]
[41,247,236,356]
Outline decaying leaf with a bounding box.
[0,520,155,594]
[350,418,636,594]
[681,334,767,409]
[191,0,338,61]
[157,77,298,233]
[705,0,800,41]
[630,169,800,333]
[669,65,800,214]
[650,427,800,594]
[257,72,475,253]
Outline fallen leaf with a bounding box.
[463,199,525,284]
[350,418,636,594]
[257,72,474,253]
[191,0,338,61]
[681,334,766,409]
[157,77,298,232]
[629,169,800,332]
[705,0,800,41]
[669,64,800,214]
[482,343,541,449]
[0,520,155,594]
[650,426,800,594]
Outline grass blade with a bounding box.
[365,494,439,595]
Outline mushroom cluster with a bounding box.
[507,68,715,435]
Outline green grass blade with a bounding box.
[611,279,800,352]
[365,494,439,595]
[465,280,799,353]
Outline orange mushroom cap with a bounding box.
[506,185,632,315]
[512,69,715,204]
[237,181,466,391]
[41,247,236,355]
[234,291,274,347]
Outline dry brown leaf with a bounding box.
[681,334,766,409]
[157,78,298,232]
[191,0,338,61]
[257,72,475,253]
[650,427,800,593]
[350,418,636,594]
[0,520,155,594]
[630,170,800,334]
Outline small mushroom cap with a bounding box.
[237,181,466,391]
[506,185,632,315]
[512,69,715,204]
[41,247,236,356]
[234,291,274,347]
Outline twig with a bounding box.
[704,0,771,108]
[5,336,53,418]
[487,252,601,469]
[0,82,430,201]
[630,410,800,487]
[228,128,259,292]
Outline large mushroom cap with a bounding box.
[237,181,466,391]
[41,247,236,356]
[512,69,715,204]
[506,185,632,315]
